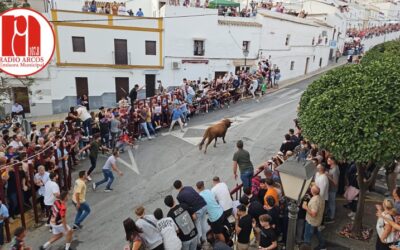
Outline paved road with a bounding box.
[23,77,314,249]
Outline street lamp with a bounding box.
[276,158,316,250]
[242,49,249,71]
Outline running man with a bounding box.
[92,150,123,192]
[39,191,73,250]
[79,135,109,181]
[72,171,91,230]
[249,76,259,102]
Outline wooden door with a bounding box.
[13,87,30,113]
[115,77,129,102]
[145,74,156,98]
[75,77,88,98]
[114,39,128,65]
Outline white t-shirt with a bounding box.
[156,217,182,250]
[76,106,91,121]
[103,155,116,170]
[8,140,23,149]
[315,173,329,201]
[34,172,50,196]
[211,182,233,212]
[44,180,60,206]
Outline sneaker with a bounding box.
[148,137,152,140]
[348,212,355,217]
[104,188,113,192]
[156,125,161,129]
[39,246,45,250]
[184,123,187,126]
[317,225,325,232]
[45,223,50,227]
[324,218,335,224]
[87,175,92,181]
[72,224,80,231]
[92,183,96,191]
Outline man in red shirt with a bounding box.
[39,191,74,250]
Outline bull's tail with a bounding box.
[199,128,209,150]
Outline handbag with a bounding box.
[344,186,359,201]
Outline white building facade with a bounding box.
[2,3,400,116]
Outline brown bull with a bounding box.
[199,118,232,154]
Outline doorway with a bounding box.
[75,77,88,99]
[214,71,227,79]
[12,87,30,113]
[145,74,156,97]
[304,57,310,75]
[115,77,129,102]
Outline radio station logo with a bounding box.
[0,8,55,76]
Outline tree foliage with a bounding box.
[299,45,400,164]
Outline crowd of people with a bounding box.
[82,1,144,17]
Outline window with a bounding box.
[145,41,156,55]
[319,58,323,67]
[290,61,295,70]
[312,37,315,45]
[313,55,315,62]
[194,40,205,56]
[114,39,128,65]
[242,41,250,52]
[72,37,85,52]
[285,34,290,46]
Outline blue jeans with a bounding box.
[304,221,325,248]
[95,169,114,189]
[186,94,194,105]
[182,237,197,250]
[194,206,208,243]
[146,122,156,135]
[240,169,253,189]
[328,191,337,219]
[83,118,92,136]
[73,201,91,226]
[140,122,151,138]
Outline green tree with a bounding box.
[299,45,400,236]
[0,2,8,13]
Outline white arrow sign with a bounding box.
[116,149,140,175]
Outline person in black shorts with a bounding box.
[235,204,253,250]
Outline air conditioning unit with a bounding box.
[172,61,181,70]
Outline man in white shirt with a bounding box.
[11,102,24,118]
[8,135,23,149]
[76,105,92,136]
[186,85,196,105]
[44,173,60,226]
[34,166,50,213]
[211,176,233,217]
[314,163,329,229]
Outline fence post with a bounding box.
[0,175,11,242]
[13,165,26,229]
[28,163,39,225]
[60,143,68,191]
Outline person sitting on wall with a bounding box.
[11,102,25,119]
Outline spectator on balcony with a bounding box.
[136,8,144,17]
[89,0,97,13]
[118,3,127,16]
[98,6,105,14]
[82,2,89,12]
[104,2,111,14]
[111,2,119,15]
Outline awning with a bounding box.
[232,59,257,66]
[208,0,240,9]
